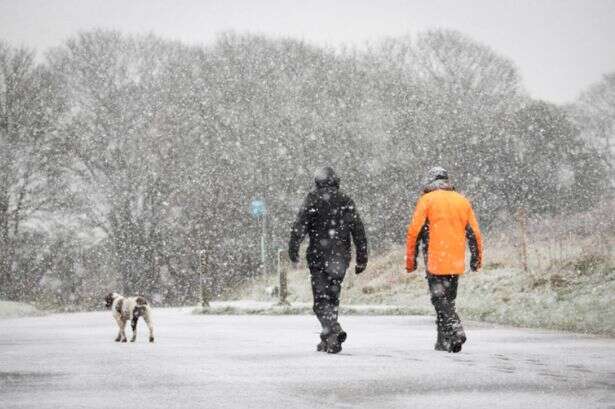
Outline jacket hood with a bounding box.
[314,166,340,189]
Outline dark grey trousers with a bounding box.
[427,273,463,340]
[310,265,346,336]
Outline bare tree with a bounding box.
[49,31,186,296]
[572,72,615,189]
[0,42,69,299]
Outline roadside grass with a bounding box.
[0,300,44,319]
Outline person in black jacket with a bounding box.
[289,167,368,353]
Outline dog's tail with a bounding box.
[133,297,148,318]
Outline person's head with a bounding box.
[314,166,340,189]
[422,166,454,193]
[423,166,449,185]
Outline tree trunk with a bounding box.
[0,193,16,299]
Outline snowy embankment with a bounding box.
[0,301,44,319]
[222,248,615,336]
[193,300,426,316]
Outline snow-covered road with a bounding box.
[1,309,614,408]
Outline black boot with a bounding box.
[316,334,327,352]
[448,325,466,353]
[325,323,347,354]
[434,328,449,351]
[434,316,449,351]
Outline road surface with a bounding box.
[1,308,614,408]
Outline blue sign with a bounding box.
[250,200,266,218]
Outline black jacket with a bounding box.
[288,185,368,270]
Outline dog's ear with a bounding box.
[104,293,115,308]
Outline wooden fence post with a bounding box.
[277,249,290,306]
[199,250,210,308]
[517,208,529,273]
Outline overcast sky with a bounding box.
[1,0,614,103]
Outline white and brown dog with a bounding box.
[104,293,154,343]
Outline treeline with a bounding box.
[0,30,611,308]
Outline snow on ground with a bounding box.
[0,301,43,319]
[1,308,614,409]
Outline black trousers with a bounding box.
[310,263,346,336]
[427,273,463,340]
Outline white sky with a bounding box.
[1,0,614,103]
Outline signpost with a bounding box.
[250,199,267,271]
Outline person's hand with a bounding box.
[355,264,367,275]
[291,262,300,270]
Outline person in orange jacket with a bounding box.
[405,167,482,353]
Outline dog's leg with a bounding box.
[143,310,154,343]
[130,315,138,342]
[114,316,122,342]
[120,318,128,342]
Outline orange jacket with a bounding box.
[405,189,482,275]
